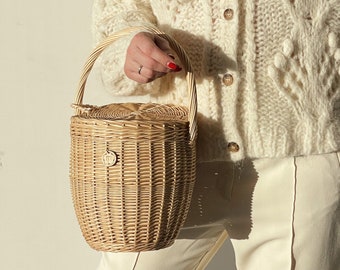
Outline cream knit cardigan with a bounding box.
[92,0,340,162]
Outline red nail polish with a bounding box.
[167,62,180,70]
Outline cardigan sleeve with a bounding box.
[91,0,161,96]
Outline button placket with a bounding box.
[221,3,242,158]
[222,7,235,88]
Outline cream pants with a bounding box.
[96,152,340,270]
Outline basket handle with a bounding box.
[73,26,197,142]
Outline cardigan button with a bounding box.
[224,9,234,20]
[222,73,234,86]
[227,142,240,153]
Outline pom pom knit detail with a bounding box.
[92,0,340,161]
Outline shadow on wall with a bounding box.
[178,159,258,240]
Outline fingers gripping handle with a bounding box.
[73,26,197,142]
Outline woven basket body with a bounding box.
[70,27,197,252]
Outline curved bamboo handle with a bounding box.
[73,26,197,142]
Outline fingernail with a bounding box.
[167,61,181,70]
[167,53,175,59]
[173,66,182,72]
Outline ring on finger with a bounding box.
[137,65,143,75]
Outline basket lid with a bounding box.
[74,103,189,122]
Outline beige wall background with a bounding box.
[0,0,234,269]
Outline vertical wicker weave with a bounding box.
[70,26,197,252]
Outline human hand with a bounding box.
[124,32,182,83]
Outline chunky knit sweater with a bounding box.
[92,0,340,162]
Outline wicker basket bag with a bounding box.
[70,26,197,252]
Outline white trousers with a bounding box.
[96,152,340,270]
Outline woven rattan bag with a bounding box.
[70,26,197,252]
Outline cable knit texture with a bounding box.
[92,0,340,162]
